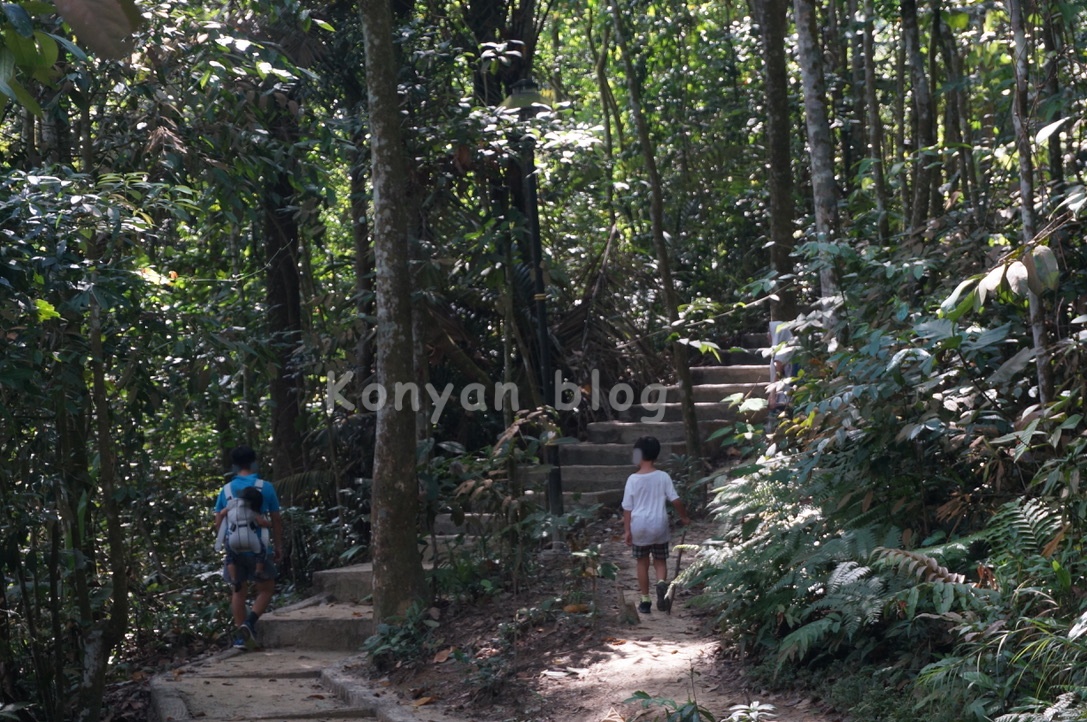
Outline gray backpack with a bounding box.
[214,480,266,555]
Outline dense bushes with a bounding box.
[694,238,1087,720]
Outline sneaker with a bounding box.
[235,623,256,650]
[657,580,671,612]
[637,601,652,615]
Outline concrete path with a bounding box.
[149,564,465,722]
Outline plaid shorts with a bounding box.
[632,543,669,560]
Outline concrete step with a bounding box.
[522,487,624,509]
[720,348,767,365]
[689,382,768,403]
[558,441,687,465]
[585,420,736,445]
[150,648,365,721]
[313,564,372,603]
[690,365,769,384]
[586,421,687,444]
[616,401,765,424]
[260,596,373,651]
[559,464,631,491]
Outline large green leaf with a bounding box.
[1,3,32,36]
[52,0,141,59]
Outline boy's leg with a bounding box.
[636,556,651,596]
[653,546,671,611]
[245,555,277,635]
[231,585,248,627]
[653,556,668,584]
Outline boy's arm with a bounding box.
[623,509,633,545]
[213,508,225,532]
[672,498,690,527]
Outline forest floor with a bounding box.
[106,514,848,722]
[347,513,847,722]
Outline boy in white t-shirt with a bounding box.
[622,436,690,614]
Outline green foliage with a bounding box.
[363,601,441,671]
[726,701,777,721]
[625,690,716,722]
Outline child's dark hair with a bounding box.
[240,486,263,513]
[633,436,661,462]
[231,445,257,469]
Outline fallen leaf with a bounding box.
[412,696,434,707]
[563,603,590,614]
[603,637,627,645]
[433,647,454,664]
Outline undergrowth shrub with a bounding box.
[692,238,1087,718]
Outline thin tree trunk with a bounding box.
[350,138,374,387]
[1008,0,1053,404]
[902,0,934,232]
[755,0,797,321]
[862,0,890,240]
[76,277,129,722]
[1041,0,1064,191]
[610,4,702,463]
[794,0,839,299]
[359,0,428,622]
[895,34,909,215]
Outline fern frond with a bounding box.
[874,547,966,584]
[987,499,1063,558]
[778,615,839,664]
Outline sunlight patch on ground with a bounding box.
[538,630,727,718]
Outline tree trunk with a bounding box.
[350,137,375,389]
[359,0,428,622]
[264,166,307,486]
[1008,0,1054,404]
[901,0,935,232]
[610,4,702,464]
[1041,0,1064,190]
[76,278,129,722]
[862,0,891,240]
[793,0,839,299]
[755,0,797,321]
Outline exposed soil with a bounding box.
[104,514,848,722]
[362,514,847,722]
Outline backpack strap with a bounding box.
[214,482,233,552]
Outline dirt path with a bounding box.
[382,516,844,722]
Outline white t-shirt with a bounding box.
[622,469,679,546]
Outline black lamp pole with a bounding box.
[511,78,564,518]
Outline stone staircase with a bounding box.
[151,564,398,721]
[553,335,772,508]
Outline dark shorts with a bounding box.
[632,543,669,560]
[223,552,276,585]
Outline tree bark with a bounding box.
[76,277,129,722]
[793,0,839,299]
[755,0,797,321]
[862,0,891,240]
[610,4,702,464]
[359,0,428,622]
[901,0,935,232]
[264,165,307,486]
[1041,0,1064,190]
[1008,0,1054,404]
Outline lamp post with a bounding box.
[508,78,564,519]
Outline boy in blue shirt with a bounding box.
[213,446,283,649]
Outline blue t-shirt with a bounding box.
[214,473,281,515]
